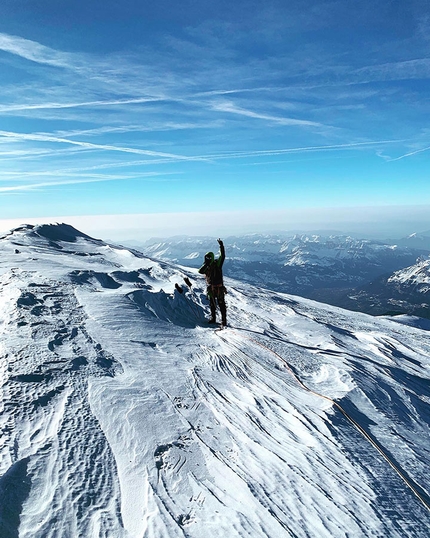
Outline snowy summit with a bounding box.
[1,224,430,537]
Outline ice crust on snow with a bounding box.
[1,224,430,537]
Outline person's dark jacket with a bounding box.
[199,242,225,287]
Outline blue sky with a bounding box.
[1,0,430,239]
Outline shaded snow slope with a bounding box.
[1,224,430,537]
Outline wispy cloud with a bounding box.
[0,128,400,166]
[0,130,207,162]
[1,18,429,218]
[1,169,178,180]
[0,164,182,195]
[387,145,430,161]
[0,97,167,113]
[0,32,78,69]
[200,140,401,160]
[210,100,323,127]
[1,29,425,149]
[352,58,430,84]
[0,173,178,193]
[0,178,119,193]
[53,120,223,138]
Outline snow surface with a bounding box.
[388,256,430,288]
[1,224,430,537]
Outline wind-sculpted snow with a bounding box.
[1,224,430,537]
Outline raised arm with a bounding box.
[217,238,225,266]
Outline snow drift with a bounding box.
[1,224,429,537]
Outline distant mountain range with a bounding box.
[135,232,430,319]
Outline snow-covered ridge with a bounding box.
[1,224,430,537]
[388,256,430,289]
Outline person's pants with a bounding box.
[209,286,227,324]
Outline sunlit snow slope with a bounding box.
[1,224,430,538]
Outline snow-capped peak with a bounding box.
[388,256,430,287]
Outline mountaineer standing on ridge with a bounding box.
[199,238,227,326]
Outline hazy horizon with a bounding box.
[1,204,430,243]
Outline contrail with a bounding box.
[0,129,401,164]
[388,146,430,161]
[0,130,208,162]
[0,97,166,113]
[198,140,401,160]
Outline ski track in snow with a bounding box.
[1,224,430,537]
